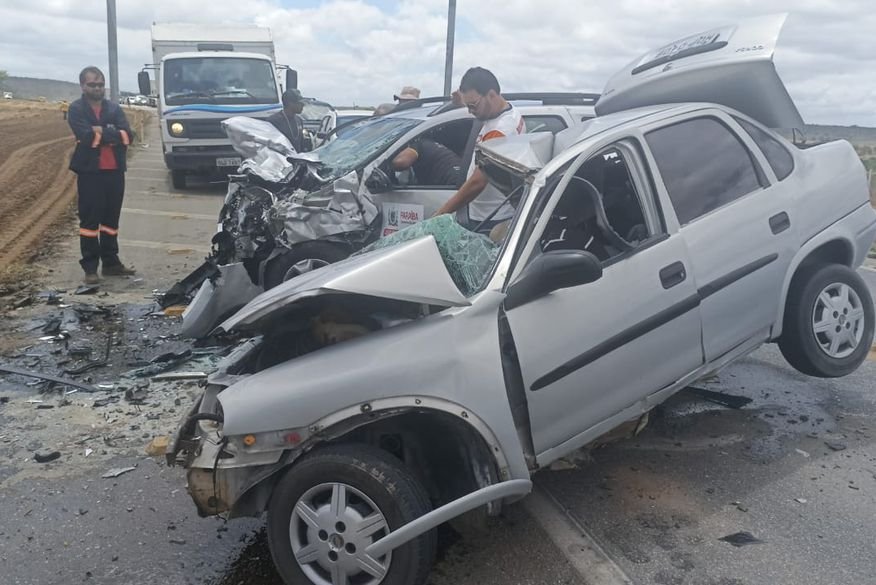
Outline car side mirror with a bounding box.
[286,69,298,90]
[504,250,602,310]
[137,71,151,96]
[365,167,393,193]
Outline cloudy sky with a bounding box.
[0,0,873,125]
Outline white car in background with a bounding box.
[2,92,12,100]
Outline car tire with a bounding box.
[779,263,874,377]
[267,443,436,585]
[171,169,187,190]
[262,242,350,290]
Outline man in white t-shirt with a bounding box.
[434,67,525,233]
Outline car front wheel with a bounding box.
[262,242,350,290]
[779,263,874,377]
[267,444,436,585]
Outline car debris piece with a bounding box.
[163,305,187,317]
[92,396,120,408]
[151,371,208,381]
[145,436,170,457]
[0,364,99,393]
[69,345,93,358]
[124,387,149,402]
[63,332,113,375]
[719,532,765,547]
[682,386,753,409]
[74,284,99,295]
[42,317,62,335]
[795,448,810,458]
[34,451,61,463]
[102,466,136,479]
[795,498,808,504]
[825,441,847,451]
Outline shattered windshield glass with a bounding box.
[164,57,278,105]
[312,117,421,179]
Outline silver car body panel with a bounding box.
[218,236,470,333]
[181,262,264,339]
[596,13,804,129]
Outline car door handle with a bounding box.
[769,212,791,235]
[659,261,687,289]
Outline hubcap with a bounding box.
[283,258,329,282]
[290,482,391,585]
[812,282,866,359]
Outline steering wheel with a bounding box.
[568,177,634,253]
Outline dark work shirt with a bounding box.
[409,138,462,186]
[266,109,304,152]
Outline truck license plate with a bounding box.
[216,157,241,168]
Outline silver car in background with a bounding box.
[169,14,876,585]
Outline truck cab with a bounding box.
[140,23,296,189]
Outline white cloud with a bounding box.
[0,0,874,124]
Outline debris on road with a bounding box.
[795,448,810,458]
[682,386,753,409]
[795,498,808,504]
[825,441,848,451]
[719,532,765,547]
[146,436,170,457]
[34,450,61,463]
[102,466,136,479]
[0,364,99,393]
[74,284,99,295]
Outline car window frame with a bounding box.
[523,115,568,135]
[642,112,771,227]
[380,118,476,191]
[731,114,795,181]
[503,134,669,286]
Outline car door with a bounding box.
[504,138,704,460]
[373,118,476,236]
[643,112,796,362]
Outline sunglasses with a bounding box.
[465,96,483,112]
[85,82,105,88]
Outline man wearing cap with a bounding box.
[267,88,306,151]
[394,86,421,104]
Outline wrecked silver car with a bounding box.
[168,14,876,585]
[167,95,598,338]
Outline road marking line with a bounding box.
[123,239,210,254]
[123,208,216,221]
[523,486,632,585]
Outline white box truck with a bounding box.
[138,23,297,189]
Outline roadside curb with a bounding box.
[523,485,633,585]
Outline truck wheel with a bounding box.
[779,263,874,377]
[171,169,187,190]
[263,242,349,290]
[267,444,436,585]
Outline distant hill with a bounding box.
[803,124,876,145]
[1,76,81,101]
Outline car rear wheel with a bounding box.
[267,444,436,585]
[262,242,350,290]
[779,263,874,377]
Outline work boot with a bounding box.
[84,273,100,285]
[102,263,137,277]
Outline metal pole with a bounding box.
[443,0,457,96]
[106,0,119,103]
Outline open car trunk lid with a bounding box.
[595,13,804,129]
[217,236,470,334]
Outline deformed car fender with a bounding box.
[217,290,530,481]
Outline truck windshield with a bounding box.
[314,117,421,179]
[164,57,278,105]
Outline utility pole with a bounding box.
[106,0,119,103]
[443,0,457,96]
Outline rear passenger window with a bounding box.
[646,117,762,225]
[734,117,794,180]
[524,115,567,134]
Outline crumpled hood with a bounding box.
[218,235,470,334]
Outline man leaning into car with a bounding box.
[433,67,525,234]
